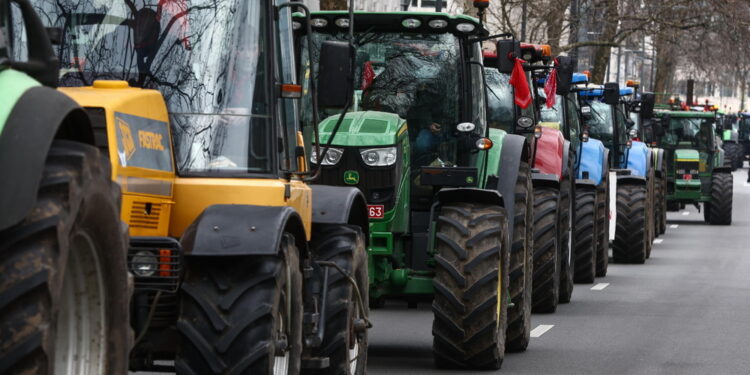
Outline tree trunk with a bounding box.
[320,0,347,10]
[652,31,677,104]
[590,0,619,83]
[740,70,747,111]
[545,3,566,54]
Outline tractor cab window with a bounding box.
[32,0,274,176]
[662,117,714,151]
[585,101,614,147]
[301,31,481,169]
[485,68,514,133]
[739,116,750,141]
[537,88,562,124]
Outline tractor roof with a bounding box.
[536,72,588,85]
[295,11,488,37]
[654,110,716,118]
[577,87,633,98]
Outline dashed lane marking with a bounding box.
[670,224,679,229]
[654,239,663,244]
[591,283,610,290]
[682,211,690,216]
[530,324,554,338]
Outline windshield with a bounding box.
[662,117,714,150]
[28,0,273,175]
[537,88,562,124]
[485,68,514,133]
[740,116,750,140]
[584,101,614,146]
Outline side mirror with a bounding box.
[655,116,668,137]
[5,0,59,87]
[317,40,354,109]
[496,39,520,74]
[603,82,619,105]
[640,92,655,119]
[555,55,575,95]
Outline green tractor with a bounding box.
[739,112,750,164]
[718,112,744,170]
[0,1,130,373]
[653,109,733,225]
[296,9,535,367]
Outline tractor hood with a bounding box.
[674,149,700,161]
[317,111,406,147]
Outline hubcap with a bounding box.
[53,232,106,375]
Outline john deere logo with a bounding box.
[344,170,359,185]
[466,176,475,184]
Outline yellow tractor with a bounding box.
[14,0,370,374]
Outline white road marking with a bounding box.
[654,239,663,244]
[591,283,610,290]
[744,182,750,187]
[530,324,554,338]
[682,211,690,216]
[670,224,679,229]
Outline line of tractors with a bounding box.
[0,1,735,374]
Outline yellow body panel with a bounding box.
[170,177,312,239]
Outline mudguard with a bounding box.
[576,137,606,185]
[562,140,571,178]
[0,86,94,230]
[495,133,528,252]
[180,205,308,256]
[625,141,649,178]
[532,172,560,188]
[653,148,665,178]
[533,126,564,179]
[617,174,647,185]
[436,188,504,207]
[311,185,369,239]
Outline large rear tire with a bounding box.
[706,173,733,225]
[432,203,509,370]
[176,235,303,375]
[724,143,738,171]
[613,183,648,264]
[595,175,609,277]
[309,224,369,375]
[573,188,597,284]
[531,187,560,313]
[0,140,131,375]
[505,161,533,352]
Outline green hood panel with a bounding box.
[0,69,41,134]
[318,111,406,147]
[674,149,699,161]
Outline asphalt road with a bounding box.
[134,170,750,375]
[367,170,750,375]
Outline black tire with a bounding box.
[432,203,509,370]
[613,183,648,264]
[657,172,667,235]
[531,187,560,313]
[176,235,303,375]
[505,161,533,352]
[667,200,680,212]
[573,188,597,283]
[558,160,574,303]
[724,143,738,171]
[595,179,609,277]
[0,140,131,375]
[706,173,733,225]
[735,144,745,170]
[309,224,369,375]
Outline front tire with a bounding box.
[176,235,303,375]
[0,141,131,375]
[573,187,597,284]
[613,184,648,264]
[432,203,509,370]
[309,224,369,375]
[531,187,560,313]
[706,173,733,225]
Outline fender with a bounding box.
[617,174,647,185]
[495,133,528,252]
[576,137,605,186]
[654,148,666,178]
[533,126,564,179]
[180,205,307,256]
[0,86,95,230]
[562,140,571,179]
[625,141,649,178]
[532,172,560,188]
[714,166,732,174]
[311,185,369,240]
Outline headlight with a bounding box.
[310,18,328,28]
[360,147,397,166]
[131,250,157,277]
[335,18,350,28]
[402,18,421,29]
[310,147,344,165]
[455,22,476,33]
[428,19,448,29]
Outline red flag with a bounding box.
[544,61,558,108]
[509,58,532,109]
[361,61,375,90]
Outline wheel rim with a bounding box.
[53,231,106,375]
[348,301,362,374]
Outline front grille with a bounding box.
[129,201,162,230]
[675,161,699,180]
[315,145,402,211]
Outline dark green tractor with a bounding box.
[296,10,535,367]
[654,110,733,224]
[0,1,130,373]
